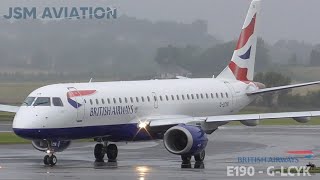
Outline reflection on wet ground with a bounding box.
[0,126,319,179]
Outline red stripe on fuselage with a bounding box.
[67,90,96,98]
[287,150,314,155]
[228,61,249,81]
[236,14,256,50]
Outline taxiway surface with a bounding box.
[0,125,319,179]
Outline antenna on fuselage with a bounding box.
[89,78,93,83]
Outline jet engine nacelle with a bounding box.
[293,117,311,123]
[163,124,208,155]
[32,140,71,152]
[240,120,260,126]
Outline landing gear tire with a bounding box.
[48,155,57,166]
[181,155,192,164]
[194,150,205,162]
[106,144,118,162]
[44,155,57,166]
[94,144,105,161]
[43,155,50,165]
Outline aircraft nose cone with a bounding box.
[12,107,39,139]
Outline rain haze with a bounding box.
[0,0,319,83]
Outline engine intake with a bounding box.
[163,125,208,155]
[32,140,71,152]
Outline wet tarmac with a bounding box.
[0,121,11,132]
[0,125,320,179]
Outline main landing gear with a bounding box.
[94,142,118,162]
[181,150,205,169]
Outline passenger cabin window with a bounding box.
[206,93,209,99]
[221,93,224,98]
[22,97,35,106]
[107,98,111,104]
[176,95,180,100]
[147,96,150,102]
[182,95,185,100]
[136,97,139,103]
[125,97,128,103]
[191,94,194,99]
[113,98,116,104]
[90,99,93,105]
[200,94,204,99]
[102,99,105,104]
[34,97,51,106]
[196,94,199,99]
[171,95,175,101]
[211,93,214,98]
[166,95,169,101]
[119,98,122,103]
[52,97,63,107]
[187,94,190,100]
[226,93,229,98]
[96,99,99,105]
[130,97,134,103]
[141,97,145,102]
[160,96,163,101]
[216,93,219,98]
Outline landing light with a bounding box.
[138,121,149,129]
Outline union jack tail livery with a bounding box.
[217,0,261,82]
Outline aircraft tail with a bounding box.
[217,0,261,81]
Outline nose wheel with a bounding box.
[94,143,118,162]
[43,141,57,166]
[43,154,57,166]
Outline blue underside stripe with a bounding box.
[13,123,161,141]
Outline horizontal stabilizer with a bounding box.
[248,81,320,95]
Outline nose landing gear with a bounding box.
[44,154,57,166]
[43,149,57,166]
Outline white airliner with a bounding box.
[1,0,320,166]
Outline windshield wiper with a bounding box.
[34,102,49,106]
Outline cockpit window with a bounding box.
[33,97,51,106]
[52,97,63,107]
[22,97,36,106]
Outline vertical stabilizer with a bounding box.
[217,0,261,81]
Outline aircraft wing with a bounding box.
[148,111,320,129]
[0,104,19,113]
[248,81,320,95]
[204,111,320,122]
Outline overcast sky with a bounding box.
[0,0,319,44]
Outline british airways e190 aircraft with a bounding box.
[1,0,320,166]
